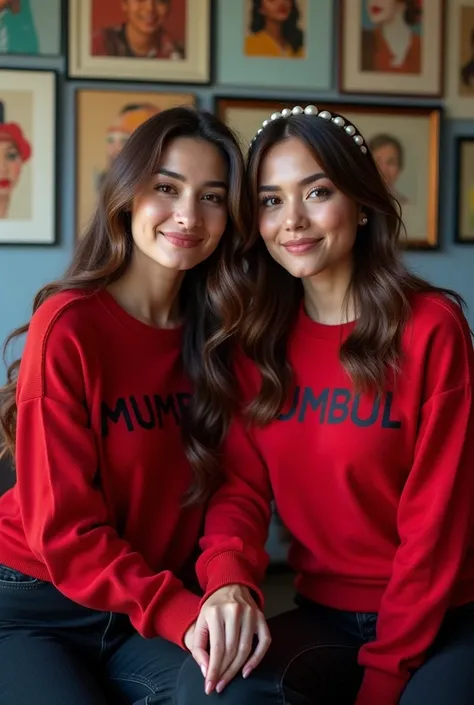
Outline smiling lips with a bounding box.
[370,5,382,14]
[162,231,203,249]
[0,179,11,189]
[282,237,323,254]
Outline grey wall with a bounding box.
[1,8,474,380]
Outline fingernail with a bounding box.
[216,680,225,693]
[205,682,212,695]
[243,668,252,679]
[200,664,207,678]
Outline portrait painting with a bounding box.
[447,2,474,116]
[217,99,440,249]
[340,0,444,96]
[90,0,186,60]
[0,0,61,55]
[455,138,474,243]
[216,0,331,89]
[69,0,210,82]
[243,0,306,59]
[76,88,195,237]
[0,69,56,244]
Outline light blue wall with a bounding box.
[1,11,474,380]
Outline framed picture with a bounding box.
[339,0,445,97]
[75,88,196,237]
[455,137,474,243]
[217,98,441,249]
[446,0,474,117]
[68,0,210,83]
[0,0,61,56]
[215,0,332,90]
[0,69,56,245]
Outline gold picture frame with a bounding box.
[68,0,210,83]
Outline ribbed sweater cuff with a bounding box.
[355,668,408,705]
[154,588,201,649]
[200,550,265,609]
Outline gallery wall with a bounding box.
[1,0,474,381]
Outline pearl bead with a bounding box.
[353,135,364,145]
[291,106,303,115]
[318,110,332,120]
[345,125,356,136]
[270,112,281,120]
[333,116,345,127]
[360,145,367,154]
[304,105,318,115]
[262,120,269,127]
[257,128,263,134]
[281,108,292,118]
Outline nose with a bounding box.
[283,198,309,234]
[174,195,202,231]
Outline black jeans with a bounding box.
[180,595,474,704]
[0,565,271,704]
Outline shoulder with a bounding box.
[28,289,100,345]
[405,292,473,392]
[19,289,101,401]
[408,292,471,341]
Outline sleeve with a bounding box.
[15,314,200,648]
[196,415,273,609]
[355,306,474,705]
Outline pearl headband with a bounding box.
[250,104,368,155]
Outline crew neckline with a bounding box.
[97,288,183,346]
[295,301,357,340]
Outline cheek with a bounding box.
[205,207,227,240]
[133,198,168,232]
[8,160,22,183]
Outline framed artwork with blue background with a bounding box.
[0,0,62,56]
[340,0,444,97]
[215,0,333,90]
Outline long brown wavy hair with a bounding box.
[0,106,249,504]
[242,111,465,424]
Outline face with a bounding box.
[106,130,130,165]
[130,136,229,272]
[0,139,23,196]
[257,137,360,280]
[260,0,292,23]
[121,0,169,35]
[372,143,400,186]
[366,0,404,25]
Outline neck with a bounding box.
[382,9,410,43]
[107,248,184,329]
[125,23,158,55]
[302,259,355,325]
[0,194,10,219]
[264,19,284,45]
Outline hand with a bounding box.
[184,621,196,653]
[189,584,271,695]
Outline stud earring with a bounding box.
[360,216,368,226]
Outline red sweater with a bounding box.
[201,293,474,705]
[0,289,267,647]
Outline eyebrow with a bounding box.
[158,167,227,189]
[258,171,327,193]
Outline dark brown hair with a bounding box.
[250,0,304,54]
[242,111,464,424]
[0,106,249,504]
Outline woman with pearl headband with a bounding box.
[184,104,474,704]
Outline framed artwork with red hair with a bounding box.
[0,69,56,244]
[75,87,195,238]
[68,0,210,83]
[339,0,445,97]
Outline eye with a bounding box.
[260,195,281,208]
[202,193,225,204]
[154,183,176,195]
[308,186,331,199]
[6,149,20,162]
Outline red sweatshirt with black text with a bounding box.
[198,293,474,705]
[0,289,269,647]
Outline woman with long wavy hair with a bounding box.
[191,104,474,704]
[0,106,272,704]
